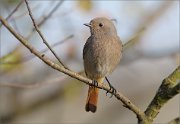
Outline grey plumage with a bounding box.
[83,17,122,79]
[83,17,122,113]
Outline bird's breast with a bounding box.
[83,36,122,79]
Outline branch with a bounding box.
[10,3,40,21]
[24,0,69,69]
[0,15,145,122]
[22,0,64,37]
[139,66,180,123]
[4,5,21,34]
[22,34,73,63]
[36,0,64,27]
[0,0,23,28]
[168,117,180,124]
[0,35,73,65]
[123,27,145,50]
[123,1,174,51]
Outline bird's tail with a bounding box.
[85,78,104,113]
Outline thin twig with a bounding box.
[24,0,69,69]
[4,5,21,34]
[0,16,145,122]
[23,35,73,63]
[11,3,40,21]
[123,27,145,50]
[0,34,73,65]
[5,0,24,20]
[0,0,23,28]
[123,1,174,51]
[26,1,64,39]
[1,0,68,67]
[37,0,64,27]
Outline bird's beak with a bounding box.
[84,23,91,28]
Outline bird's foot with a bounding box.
[106,84,117,98]
[92,80,98,89]
[105,77,116,98]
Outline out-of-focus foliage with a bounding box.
[1,0,20,5]
[63,79,83,101]
[76,0,93,12]
[0,47,23,73]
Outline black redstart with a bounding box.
[83,17,122,113]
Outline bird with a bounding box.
[83,17,122,113]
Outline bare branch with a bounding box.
[1,0,68,67]
[4,5,21,33]
[123,27,145,50]
[0,15,145,122]
[0,34,73,65]
[24,0,69,69]
[123,1,174,51]
[11,3,40,21]
[23,34,73,63]
[0,0,23,28]
[37,0,64,27]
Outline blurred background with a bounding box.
[0,0,179,123]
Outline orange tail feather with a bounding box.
[85,87,99,113]
[85,78,104,113]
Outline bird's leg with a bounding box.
[92,79,98,89]
[105,77,116,98]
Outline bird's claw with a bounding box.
[92,80,98,88]
[106,83,117,98]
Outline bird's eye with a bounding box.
[99,23,103,27]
